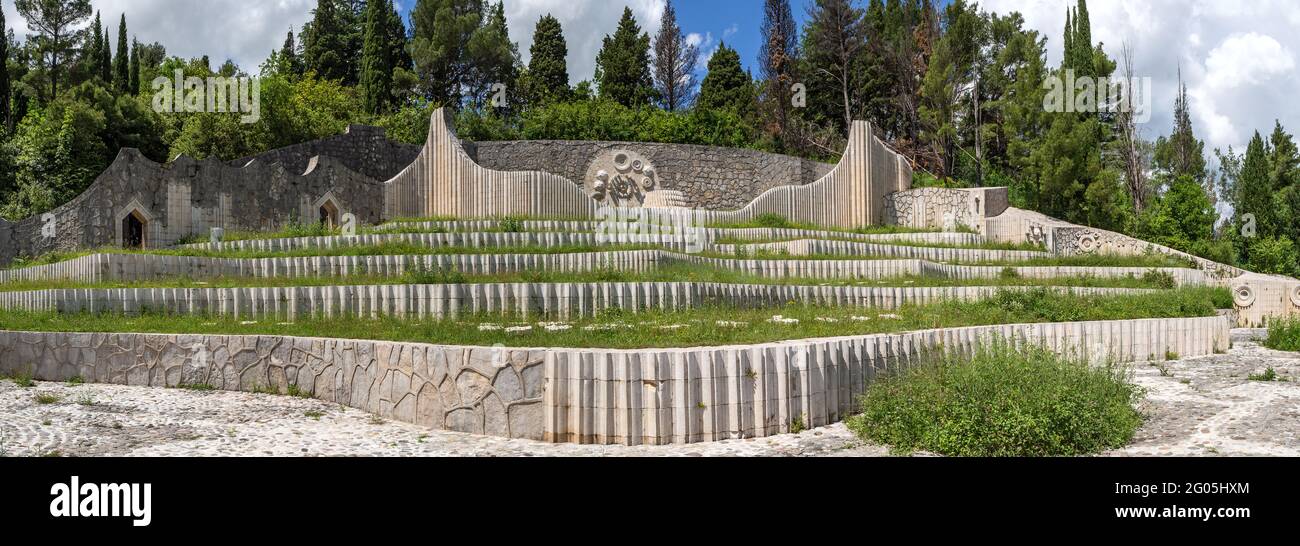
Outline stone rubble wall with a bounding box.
[0,283,1155,321]
[231,125,421,182]
[466,140,833,211]
[0,250,1215,286]
[713,238,1050,263]
[0,315,1228,444]
[883,187,1010,232]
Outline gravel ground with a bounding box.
[1,329,1295,458]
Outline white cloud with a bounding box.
[982,0,1300,155]
[6,0,315,73]
[504,0,666,85]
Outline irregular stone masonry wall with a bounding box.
[231,125,421,182]
[0,251,1214,286]
[0,315,1230,444]
[466,140,833,211]
[543,315,1231,444]
[714,239,1051,263]
[0,283,1155,321]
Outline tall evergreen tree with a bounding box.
[1236,131,1273,237]
[802,0,866,132]
[1062,9,1073,72]
[113,14,128,92]
[100,32,110,83]
[465,1,518,109]
[0,2,9,132]
[129,38,140,94]
[15,0,93,98]
[279,28,304,77]
[1153,72,1207,186]
[527,14,570,104]
[360,0,394,114]
[386,3,411,72]
[652,1,698,112]
[594,7,653,108]
[758,0,798,149]
[697,42,754,114]
[409,0,483,106]
[85,11,103,81]
[303,0,350,81]
[1073,0,1093,76]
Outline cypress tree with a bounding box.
[114,14,129,92]
[386,3,411,72]
[594,7,653,108]
[87,11,103,80]
[280,28,303,76]
[697,42,753,114]
[101,33,112,84]
[528,14,569,104]
[129,38,140,94]
[1062,9,1073,72]
[1074,0,1092,76]
[360,0,394,114]
[1,2,9,132]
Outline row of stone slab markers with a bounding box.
[0,108,1296,445]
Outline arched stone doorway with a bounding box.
[115,200,154,250]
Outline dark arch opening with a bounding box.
[319,200,340,229]
[122,210,147,249]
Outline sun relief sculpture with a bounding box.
[585,150,658,207]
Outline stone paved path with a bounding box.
[1,329,1295,457]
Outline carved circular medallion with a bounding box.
[1290,284,1300,307]
[1077,233,1099,254]
[1233,285,1257,308]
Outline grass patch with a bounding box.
[707,213,933,235]
[0,288,1224,349]
[65,376,85,386]
[34,393,62,404]
[846,341,1144,456]
[1265,317,1300,352]
[1248,368,1279,382]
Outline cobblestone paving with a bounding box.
[1,329,1294,457]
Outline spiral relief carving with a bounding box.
[1233,285,1256,308]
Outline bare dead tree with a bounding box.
[1117,42,1149,212]
[652,1,699,112]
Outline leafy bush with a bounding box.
[497,215,526,233]
[847,340,1144,456]
[1141,269,1177,290]
[403,262,466,284]
[1265,317,1300,352]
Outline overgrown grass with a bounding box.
[713,234,1047,252]
[0,288,1224,349]
[692,248,1196,269]
[846,340,1144,456]
[0,261,1217,293]
[1265,317,1300,352]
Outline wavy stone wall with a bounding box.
[0,315,1229,444]
[383,109,600,220]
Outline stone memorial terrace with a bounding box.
[0,109,1296,456]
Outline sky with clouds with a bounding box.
[4,0,1298,155]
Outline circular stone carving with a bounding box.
[1233,285,1257,308]
[1290,284,1300,307]
[584,150,659,207]
[1076,233,1099,254]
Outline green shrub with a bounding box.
[1265,317,1300,352]
[847,340,1144,456]
[1141,269,1177,290]
[999,267,1020,280]
[403,262,467,284]
[1248,368,1279,382]
[497,215,526,233]
[751,213,792,229]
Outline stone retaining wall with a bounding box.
[0,314,1230,444]
[714,239,1050,263]
[0,283,1154,321]
[0,251,1213,286]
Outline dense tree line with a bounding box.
[0,0,1295,275]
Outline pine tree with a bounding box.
[527,14,570,104]
[303,0,349,81]
[279,28,304,76]
[386,3,411,72]
[129,38,140,94]
[652,1,698,112]
[1236,131,1273,236]
[594,7,653,108]
[1154,71,1207,185]
[697,43,753,114]
[15,0,93,98]
[410,0,483,106]
[114,14,129,92]
[802,0,867,131]
[360,0,394,114]
[465,1,519,109]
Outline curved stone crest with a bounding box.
[584,150,658,207]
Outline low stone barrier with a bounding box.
[714,238,1051,263]
[0,283,1155,321]
[0,315,1230,445]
